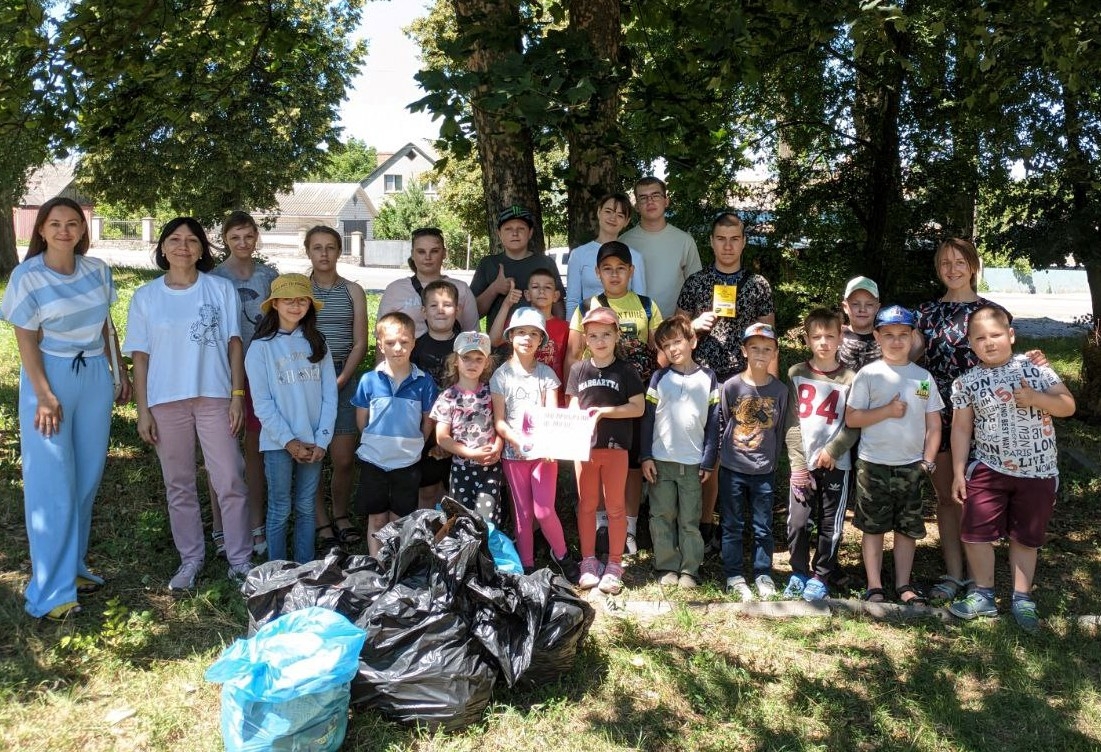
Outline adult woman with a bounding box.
[305,226,369,547]
[912,238,1028,602]
[1,197,129,619]
[125,218,252,590]
[564,193,647,321]
[208,211,279,556]
[377,227,478,337]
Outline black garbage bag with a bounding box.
[242,499,596,732]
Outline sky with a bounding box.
[337,1,440,151]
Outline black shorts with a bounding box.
[418,437,451,488]
[355,460,420,517]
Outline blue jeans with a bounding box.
[264,450,322,564]
[718,467,775,579]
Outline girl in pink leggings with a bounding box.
[490,307,579,582]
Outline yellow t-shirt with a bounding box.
[569,292,663,382]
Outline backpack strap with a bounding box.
[410,275,424,297]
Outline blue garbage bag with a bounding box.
[486,520,523,574]
[205,607,367,751]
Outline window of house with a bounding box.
[384,174,403,193]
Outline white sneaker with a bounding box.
[755,574,777,599]
[169,560,203,591]
[227,562,252,588]
[726,576,755,601]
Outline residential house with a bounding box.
[14,163,95,239]
[254,182,377,254]
[360,141,439,210]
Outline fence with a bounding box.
[99,219,142,240]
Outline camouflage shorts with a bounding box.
[853,460,927,539]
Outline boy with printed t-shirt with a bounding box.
[783,308,858,601]
[845,305,943,604]
[947,305,1075,632]
[838,276,882,371]
[718,323,789,601]
[567,240,663,555]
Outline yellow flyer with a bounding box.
[713,284,738,317]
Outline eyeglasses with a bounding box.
[636,192,666,204]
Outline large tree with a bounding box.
[1,0,365,276]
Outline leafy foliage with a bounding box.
[307,137,378,182]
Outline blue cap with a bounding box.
[875,305,915,329]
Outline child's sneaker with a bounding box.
[782,573,809,599]
[598,562,624,595]
[678,573,699,590]
[578,557,604,589]
[227,562,253,589]
[659,571,680,587]
[169,559,203,592]
[552,549,581,585]
[755,574,777,599]
[726,576,755,601]
[948,590,998,620]
[802,577,830,602]
[624,533,639,557]
[1011,598,1041,634]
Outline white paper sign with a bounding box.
[522,407,597,462]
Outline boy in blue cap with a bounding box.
[845,305,943,604]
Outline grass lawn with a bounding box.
[1,268,1100,751]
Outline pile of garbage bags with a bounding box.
[241,499,595,732]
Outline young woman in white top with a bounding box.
[0,197,130,619]
[125,218,252,591]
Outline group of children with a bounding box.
[246,206,1070,633]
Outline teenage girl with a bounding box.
[209,210,278,558]
[567,307,645,594]
[490,307,579,581]
[305,226,368,549]
[245,274,338,564]
[430,332,503,523]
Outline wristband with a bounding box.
[231,389,245,397]
[920,459,937,474]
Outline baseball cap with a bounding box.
[496,205,535,228]
[844,276,880,300]
[875,305,915,328]
[742,322,776,342]
[596,241,632,267]
[454,331,491,357]
[503,306,548,345]
[260,273,324,314]
[581,306,620,328]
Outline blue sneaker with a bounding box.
[782,573,808,599]
[802,577,830,602]
[948,590,998,620]
[1011,598,1041,634]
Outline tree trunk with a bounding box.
[0,199,19,278]
[452,0,545,253]
[564,0,622,248]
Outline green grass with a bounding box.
[1,269,1100,750]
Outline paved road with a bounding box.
[88,246,1092,337]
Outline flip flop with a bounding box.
[44,602,83,621]
[76,575,105,594]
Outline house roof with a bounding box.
[361,141,439,188]
[20,163,94,206]
[265,183,377,218]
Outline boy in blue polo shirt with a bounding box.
[352,311,438,555]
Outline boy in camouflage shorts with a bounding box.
[845,306,943,604]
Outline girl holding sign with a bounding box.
[491,307,580,583]
[566,307,646,595]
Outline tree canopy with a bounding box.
[1,0,366,276]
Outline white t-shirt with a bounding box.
[377,275,480,338]
[951,354,1061,478]
[849,359,944,466]
[124,273,242,408]
[489,359,560,461]
[619,223,702,320]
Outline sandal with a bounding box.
[929,575,970,603]
[211,530,226,559]
[251,526,267,557]
[76,575,104,594]
[317,524,339,550]
[862,588,887,603]
[897,584,928,606]
[333,515,362,545]
[45,601,82,621]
